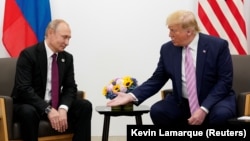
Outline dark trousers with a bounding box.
[150,95,236,126]
[13,99,92,141]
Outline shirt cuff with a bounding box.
[201,106,209,114]
[59,105,69,112]
[128,92,138,102]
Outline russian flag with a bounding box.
[2,0,51,57]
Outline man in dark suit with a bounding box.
[12,19,92,141]
[107,10,236,126]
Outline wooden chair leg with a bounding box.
[0,98,9,141]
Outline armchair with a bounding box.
[161,55,250,117]
[0,57,85,141]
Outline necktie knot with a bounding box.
[52,53,57,60]
[185,46,191,57]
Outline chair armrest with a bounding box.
[237,92,250,116]
[161,89,173,100]
[77,90,86,99]
[0,96,13,141]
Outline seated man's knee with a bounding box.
[150,104,162,119]
[209,107,235,125]
[15,104,39,122]
[150,103,169,125]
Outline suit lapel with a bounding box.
[196,33,209,94]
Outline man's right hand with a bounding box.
[106,92,134,106]
[48,108,62,132]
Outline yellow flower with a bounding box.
[102,87,108,96]
[112,84,120,93]
[123,76,133,88]
[103,76,138,100]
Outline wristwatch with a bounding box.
[45,106,52,114]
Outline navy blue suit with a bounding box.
[132,33,236,126]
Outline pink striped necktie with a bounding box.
[185,46,199,115]
[51,54,59,109]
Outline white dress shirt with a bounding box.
[44,41,68,111]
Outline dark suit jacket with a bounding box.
[133,33,235,111]
[12,42,77,115]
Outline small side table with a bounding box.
[228,118,250,125]
[95,105,150,141]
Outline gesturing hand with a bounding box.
[107,92,134,107]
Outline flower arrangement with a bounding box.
[102,76,138,100]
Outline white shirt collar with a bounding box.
[44,41,55,58]
[187,33,199,50]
